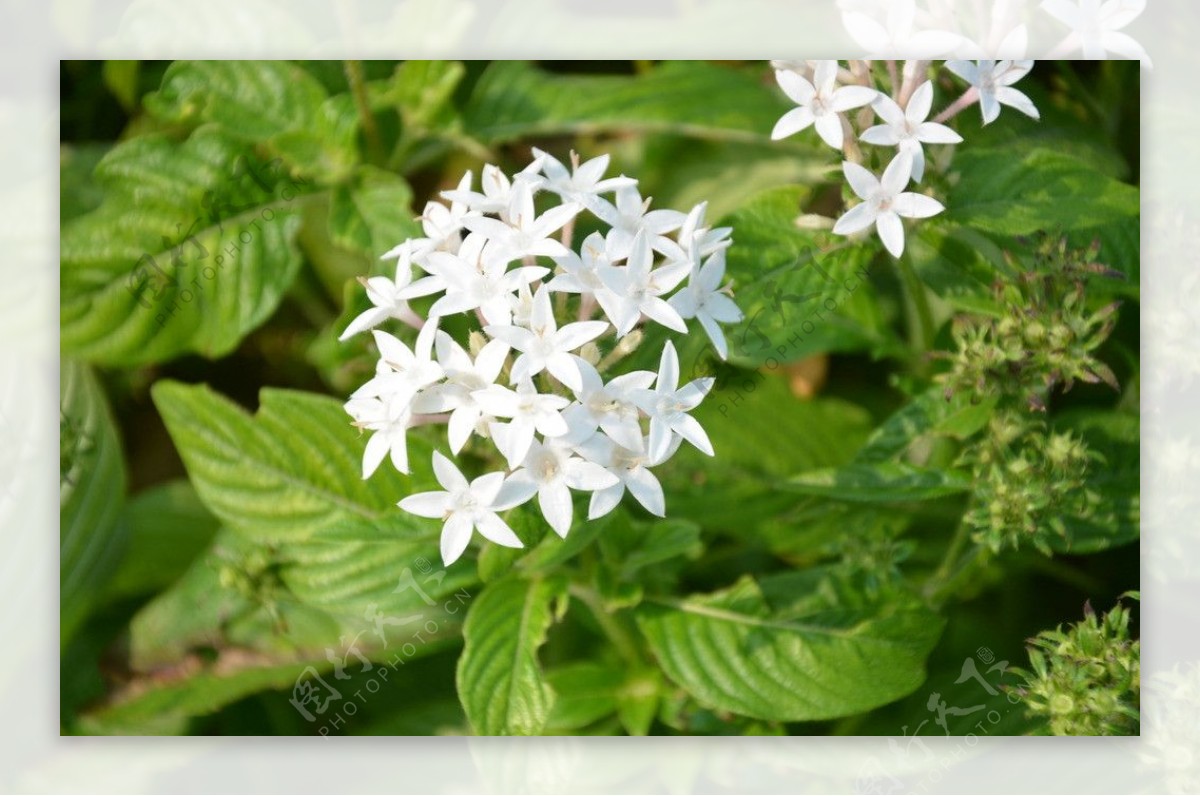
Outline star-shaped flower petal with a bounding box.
[669,249,744,360]
[421,233,548,326]
[838,0,964,58]
[832,151,944,258]
[413,332,510,454]
[441,159,544,217]
[484,285,609,392]
[386,171,476,259]
[461,181,580,263]
[398,451,525,565]
[598,231,691,337]
[631,340,716,463]
[945,59,1039,125]
[591,184,687,261]
[338,243,426,341]
[533,148,637,214]
[771,60,879,149]
[345,393,415,477]
[499,438,620,537]
[563,357,655,452]
[860,81,963,182]
[474,377,571,469]
[576,434,668,520]
[352,321,444,402]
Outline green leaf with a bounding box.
[60,143,111,222]
[101,60,140,111]
[327,166,421,259]
[854,388,998,465]
[637,575,944,721]
[61,128,309,366]
[151,380,432,542]
[463,61,798,146]
[456,576,566,735]
[146,60,324,144]
[391,60,465,130]
[785,462,972,503]
[1051,410,1139,553]
[545,662,624,731]
[948,148,1139,236]
[103,480,220,603]
[60,360,128,642]
[717,186,896,365]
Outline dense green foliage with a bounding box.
[60,60,1139,736]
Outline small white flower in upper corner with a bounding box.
[838,0,963,58]
[833,151,944,258]
[1041,0,1151,66]
[338,243,426,341]
[484,285,609,392]
[945,59,1039,125]
[669,248,744,360]
[860,81,963,182]
[345,393,414,477]
[500,438,620,537]
[399,451,525,566]
[632,341,715,463]
[771,60,879,149]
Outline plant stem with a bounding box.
[933,88,979,124]
[895,251,936,355]
[344,60,385,167]
[923,520,976,604]
[568,583,642,664]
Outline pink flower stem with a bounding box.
[933,88,979,125]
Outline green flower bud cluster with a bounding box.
[939,236,1121,412]
[959,412,1102,555]
[217,546,288,632]
[1016,595,1140,735]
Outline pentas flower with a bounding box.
[399,451,524,566]
[771,60,879,149]
[342,152,741,565]
[945,59,1039,125]
[833,151,944,258]
[1041,0,1150,65]
[861,81,962,182]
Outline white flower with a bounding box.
[501,438,620,537]
[421,233,548,325]
[414,332,509,454]
[832,151,944,258]
[838,0,964,58]
[598,231,691,336]
[398,451,524,566]
[677,201,733,263]
[860,81,963,183]
[771,60,879,149]
[577,434,666,520]
[592,184,687,261]
[351,323,443,402]
[564,357,655,452]
[669,248,744,360]
[533,148,637,213]
[388,171,475,258]
[441,159,544,217]
[338,244,426,341]
[1041,0,1150,65]
[945,59,1039,125]
[345,394,414,477]
[474,378,571,469]
[545,231,620,303]
[631,341,715,463]
[461,181,580,263]
[484,285,609,392]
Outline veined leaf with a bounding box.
[60,360,128,643]
[456,576,566,735]
[948,147,1139,236]
[151,381,432,542]
[327,166,422,259]
[637,575,943,721]
[718,186,897,366]
[463,61,799,146]
[854,388,998,465]
[61,129,310,365]
[785,462,972,503]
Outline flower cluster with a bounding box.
[769,59,1039,257]
[340,151,742,565]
